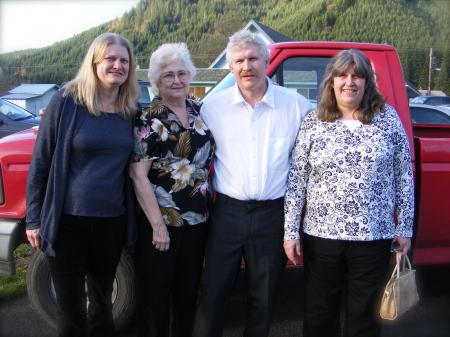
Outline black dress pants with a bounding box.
[302,234,392,337]
[47,214,126,337]
[194,193,287,337]
[134,214,208,337]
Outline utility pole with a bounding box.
[428,47,433,96]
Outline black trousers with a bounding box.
[302,234,392,337]
[47,214,126,337]
[134,214,208,337]
[194,193,287,337]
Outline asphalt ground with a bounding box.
[1,265,449,337]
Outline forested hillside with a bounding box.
[0,0,448,95]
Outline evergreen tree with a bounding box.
[0,0,448,95]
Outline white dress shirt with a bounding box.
[200,78,311,201]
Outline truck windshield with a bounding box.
[201,56,332,107]
[0,99,34,121]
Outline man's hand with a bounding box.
[284,239,301,265]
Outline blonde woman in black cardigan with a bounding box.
[26,33,140,337]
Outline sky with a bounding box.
[0,0,140,54]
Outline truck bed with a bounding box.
[412,124,450,264]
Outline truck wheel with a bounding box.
[26,250,135,332]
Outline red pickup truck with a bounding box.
[1,41,449,331]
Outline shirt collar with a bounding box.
[231,76,275,108]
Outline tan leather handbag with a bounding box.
[380,252,419,320]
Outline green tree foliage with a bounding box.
[0,0,448,95]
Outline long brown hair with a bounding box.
[63,33,140,119]
[316,49,386,124]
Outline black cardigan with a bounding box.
[26,90,137,256]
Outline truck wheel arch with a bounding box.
[26,250,135,332]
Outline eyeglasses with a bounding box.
[161,71,189,83]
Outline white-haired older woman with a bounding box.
[130,42,215,336]
[26,32,140,336]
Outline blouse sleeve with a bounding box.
[132,108,162,162]
[284,114,314,241]
[389,105,415,237]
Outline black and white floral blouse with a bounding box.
[284,105,414,241]
[132,97,215,227]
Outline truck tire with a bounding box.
[26,250,135,332]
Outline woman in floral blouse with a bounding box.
[284,49,414,337]
[129,43,214,336]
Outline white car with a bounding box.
[409,103,450,124]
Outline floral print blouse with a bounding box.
[284,105,414,241]
[132,97,215,227]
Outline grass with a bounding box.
[0,243,34,305]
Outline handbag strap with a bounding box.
[403,253,412,270]
[393,252,412,279]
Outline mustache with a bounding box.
[240,71,256,77]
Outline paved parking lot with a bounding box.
[1,264,449,337]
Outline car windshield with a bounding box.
[0,100,34,121]
[139,81,155,108]
[201,72,235,102]
[410,97,427,104]
[410,106,450,124]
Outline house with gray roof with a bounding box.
[1,84,59,115]
[136,20,294,97]
[208,19,294,69]
[136,68,230,98]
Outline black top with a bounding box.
[63,112,134,217]
[132,97,215,227]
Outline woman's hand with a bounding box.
[284,239,301,265]
[26,229,41,250]
[130,161,171,252]
[392,236,411,255]
[152,224,170,251]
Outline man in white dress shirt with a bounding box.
[194,29,311,337]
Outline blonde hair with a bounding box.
[317,49,386,124]
[63,33,140,119]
